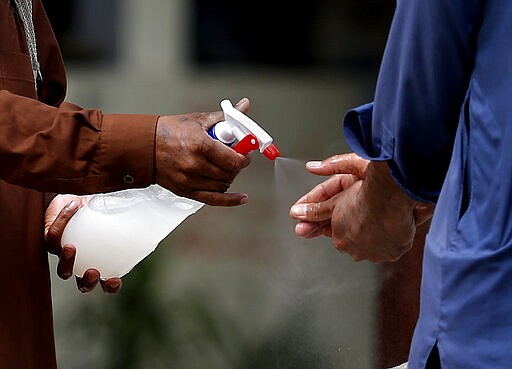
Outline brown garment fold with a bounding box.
[0,2,158,368]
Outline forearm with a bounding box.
[0,90,158,194]
[364,161,417,218]
[364,160,434,240]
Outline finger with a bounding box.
[190,120,252,173]
[200,155,250,182]
[295,222,332,239]
[200,97,252,131]
[100,278,122,294]
[193,191,249,207]
[234,97,250,114]
[205,140,252,172]
[294,174,357,205]
[45,200,79,256]
[180,174,234,193]
[306,153,369,178]
[290,199,335,222]
[76,269,100,293]
[56,244,76,280]
[170,171,238,197]
[198,110,225,131]
[295,222,321,238]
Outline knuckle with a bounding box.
[319,182,330,198]
[333,238,360,261]
[171,185,190,199]
[308,203,320,220]
[192,111,213,127]
[200,138,214,155]
[228,159,242,173]
[216,181,231,192]
[180,157,199,173]
[333,239,347,252]
[46,226,60,243]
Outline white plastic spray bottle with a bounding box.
[209,99,280,159]
[61,99,280,279]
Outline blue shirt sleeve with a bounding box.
[343,0,482,203]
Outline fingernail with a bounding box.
[291,204,307,217]
[66,200,78,211]
[108,281,121,291]
[239,195,249,205]
[86,272,97,283]
[306,161,322,168]
[295,222,310,236]
[235,97,248,107]
[79,286,88,293]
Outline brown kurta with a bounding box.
[0,1,158,368]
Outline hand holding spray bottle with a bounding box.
[61,99,280,279]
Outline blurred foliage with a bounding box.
[56,253,350,369]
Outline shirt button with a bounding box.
[123,174,135,184]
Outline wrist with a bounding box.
[364,161,417,214]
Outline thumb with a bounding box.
[290,198,335,222]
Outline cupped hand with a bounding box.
[155,98,252,206]
[327,161,418,262]
[290,153,434,263]
[45,194,122,293]
[290,153,369,238]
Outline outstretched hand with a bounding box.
[290,153,369,238]
[45,194,122,293]
[290,153,434,263]
[155,98,252,207]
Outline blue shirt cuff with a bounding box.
[343,102,436,203]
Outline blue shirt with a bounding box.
[343,1,512,367]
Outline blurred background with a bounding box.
[43,1,424,368]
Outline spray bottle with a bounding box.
[61,99,280,279]
[209,99,280,159]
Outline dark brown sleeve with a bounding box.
[0,90,158,194]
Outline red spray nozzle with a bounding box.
[263,144,280,160]
[232,134,260,155]
[213,99,280,160]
